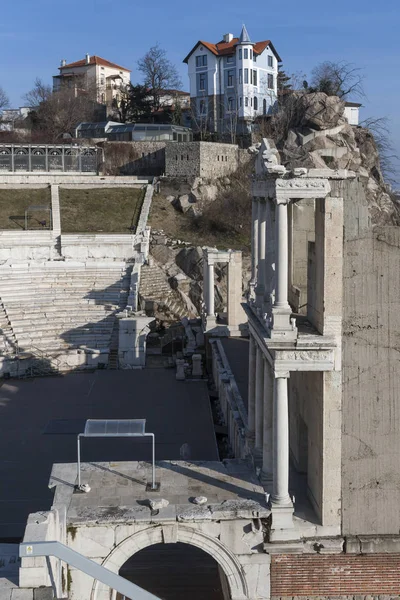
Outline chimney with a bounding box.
[223,33,233,43]
[85,53,91,65]
[60,59,66,67]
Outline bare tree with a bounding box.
[23,78,52,108]
[137,44,182,112]
[310,61,365,99]
[0,86,9,113]
[360,116,399,184]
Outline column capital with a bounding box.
[273,370,290,379]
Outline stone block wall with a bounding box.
[165,142,241,179]
[271,554,400,597]
[100,142,166,176]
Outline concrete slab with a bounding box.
[49,459,269,527]
[0,370,218,539]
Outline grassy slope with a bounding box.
[149,193,251,252]
[59,187,145,233]
[0,188,51,230]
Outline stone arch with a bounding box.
[91,524,249,600]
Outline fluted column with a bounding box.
[271,374,291,506]
[251,198,259,284]
[256,200,266,308]
[206,262,215,317]
[254,346,264,450]
[274,202,290,309]
[247,335,256,443]
[261,359,273,481]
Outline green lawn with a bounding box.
[59,187,145,233]
[0,188,51,230]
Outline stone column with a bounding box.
[274,201,290,309]
[254,346,264,451]
[251,198,259,284]
[207,262,215,317]
[203,256,209,315]
[227,251,243,330]
[271,374,291,506]
[247,335,256,444]
[255,200,266,308]
[264,198,274,310]
[261,359,273,481]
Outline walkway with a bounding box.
[221,337,249,411]
[0,370,218,539]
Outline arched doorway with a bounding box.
[91,525,249,600]
[118,542,228,600]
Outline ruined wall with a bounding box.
[288,199,315,314]
[289,371,323,521]
[340,176,400,535]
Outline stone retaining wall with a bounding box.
[165,141,245,179]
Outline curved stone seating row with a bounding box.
[0,262,131,359]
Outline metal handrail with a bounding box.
[20,541,160,600]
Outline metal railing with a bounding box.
[0,144,100,173]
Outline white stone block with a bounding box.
[220,520,263,555]
[68,525,115,558]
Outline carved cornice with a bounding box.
[252,177,331,203]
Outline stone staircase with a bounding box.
[0,262,132,369]
[139,262,189,321]
[0,302,17,355]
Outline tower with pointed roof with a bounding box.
[183,26,281,137]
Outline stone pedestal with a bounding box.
[192,354,203,377]
[176,359,186,380]
[117,314,154,368]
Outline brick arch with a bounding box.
[91,524,249,600]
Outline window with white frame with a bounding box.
[244,48,248,59]
[239,49,242,60]
[250,49,253,60]
[239,70,242,84]
[268,55,273,67]
[227,70,235,87]
[253,70,257,86]
[228,97,235,111]
[268,73,274,89]
[240,97,242,107]
[227,55,234,63]
[245,97,248,107]
[199,73,206,90]
[244,68,248,84]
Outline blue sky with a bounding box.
[1,0,399,185]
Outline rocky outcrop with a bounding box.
[277,92,398,225]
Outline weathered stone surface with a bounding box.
[149,498,169,510]
[297,93,345,130]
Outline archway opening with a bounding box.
[117,542,229,600]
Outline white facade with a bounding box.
[184,26,280,134]
[344,102,361,126]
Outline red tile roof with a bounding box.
[60,55,131,72]
[184,38,281,63]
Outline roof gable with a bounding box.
[183,37,281,63]
[60,55,131,72]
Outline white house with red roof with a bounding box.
[53,54,131,113]
[184,25,281,136]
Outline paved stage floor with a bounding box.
[0,370,218,539]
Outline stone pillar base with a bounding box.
[270,308,298,341]
[269,502,299,542]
